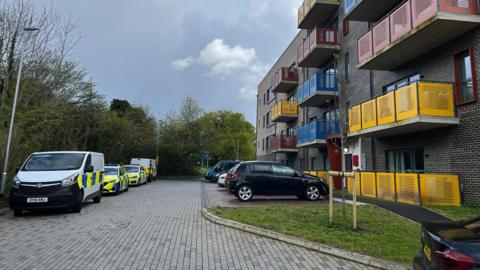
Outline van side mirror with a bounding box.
[85,165,94,173]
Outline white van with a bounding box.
[130,158,157,181]
[9,151,104,216]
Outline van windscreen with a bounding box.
[23,153,85,171]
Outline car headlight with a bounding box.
[61,174,79,187]
[12,176,21,188]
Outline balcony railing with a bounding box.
[271,100,298,122]
[348,81,458,136]
[357,0,480,69]
[344,0,404,22]
[297,120,340,146]
[271,67,299,93]
[297,27,338,67]
[298,0,340,29]
[297,71,338,107]
[269,135,298,153]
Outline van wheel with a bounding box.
[93,187,102,203]
[236,185,253,202]
[72,190,83,213]
[13,209,23,217]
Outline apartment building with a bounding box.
[256,0,480,205]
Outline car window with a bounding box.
[248,164,273,174]
[272,165,296,177]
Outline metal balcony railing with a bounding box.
[357,0,479,65]
[298,27,338,64]
[297,121,340,145]
[271,68,299,91]
[270,135,298,151]
[348,81,455,133]
[271,100,298,120]
[297,72,338,103]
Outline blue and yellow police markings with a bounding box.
[77,171,103,189]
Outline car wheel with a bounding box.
[115,183,120,195]
[93,187,102,203]
[236,185,253,202]
[13,209,23,217]
[305,185,320,201]
[71,190,83,213]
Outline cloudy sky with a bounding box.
[32,0,302,123]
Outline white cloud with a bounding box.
[239,87,257,100]
[171,57,195,71]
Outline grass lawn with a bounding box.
[425,205,480,221]
[210,205,420,264]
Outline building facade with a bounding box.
[256,0,480,205]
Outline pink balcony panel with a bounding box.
[358,31,373,64]
[297,43,304,63]
[304,36,311,59]
[439,0,479,15]
[390,0,412,43]
[280,68,299,82]
[373,16,391,54]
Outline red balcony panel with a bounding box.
[298,28,339,67]
[373,16,390,54]
[439,0,479,15]
[280,68,298,82]
[357,31,373,64]
[389,1,412,43]
[271,135,298,152]
[272,68,299,93]
[412,0,438,28]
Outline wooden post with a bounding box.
[328,174,334,225]
[353,173,357,230]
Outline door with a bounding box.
[83,154,93,198]
[246,164,274,195]
[272,164,302,195]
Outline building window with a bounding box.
[262,115,265,128]
[383,73,420,93]
[344,53,350,83]
[454,49,476,105]
[386,148,424,173]
[266,112,271,127]
[343,19,349,36]
[262,139,265,151]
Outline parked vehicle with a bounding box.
[226,161,328,202]
[9,151,104,216]
[210,160,240,183]
[204,167,216,181]
[217,173,228,187]
[130,158,156,182]
[124,165,147,186]
[413,217,480,270]
[103,165,129,195]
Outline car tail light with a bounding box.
[227,172,240,181]
[433,249,476,270]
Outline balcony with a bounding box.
[297,121,340,148]
[298,0,340,29]
[271,100,298,123]
[298,27,339,68]
[269,135,298,153]
[297,71,339,107]
[357,0,480,70]
[348,81,459,138]
[344,0,403,22]
[271,68,299,94]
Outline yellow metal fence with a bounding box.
[346,171,461,206]
[348,81,455,133]
[272,100,298,120]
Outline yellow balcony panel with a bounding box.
[361,99,377,129]
[345,0,403,22]
[271,100,298,123]
[298,0,339,29]
[358,3,480,70]
[349,81,458,138]
[420,174,461,206]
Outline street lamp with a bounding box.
[0,27,40,197]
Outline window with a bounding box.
[344,154,353,172]
[263,93,266,105]
[249,164,273,174]
[345,53,350,82]
[272,164,295,177]
[262,115,265,128]
[383,73,421,93]
[343,19,349,36]
[266,112,271,127]
[262,139,265,151]
[386,148,424,172]
[323,109,340,122]
[455,49,476,105]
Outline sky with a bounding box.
[32,0,302,124]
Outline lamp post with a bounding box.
[0,27,40,197]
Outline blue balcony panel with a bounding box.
[298,72,339,107]
[297,121,340,148]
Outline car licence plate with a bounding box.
[424,245,432,261]
[27,197,48,203]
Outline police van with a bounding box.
[9,151,105,216]
[130,158,157,182]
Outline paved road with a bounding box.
[0,180,371,270]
